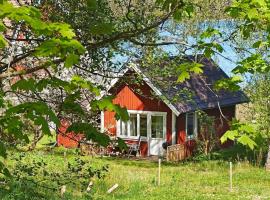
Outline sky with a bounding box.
[115,21,246,77]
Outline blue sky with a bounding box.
[116,21,243,77]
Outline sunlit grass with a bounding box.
[2,147,270,200]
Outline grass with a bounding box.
[1,145,270,200]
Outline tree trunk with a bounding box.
[265,144,270,170]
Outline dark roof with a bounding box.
[137,56,248,113]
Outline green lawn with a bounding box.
[2,146,270,200]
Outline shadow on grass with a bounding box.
[96,156,191,169]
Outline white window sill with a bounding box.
[186,135,196,141]
[118,136,148,141]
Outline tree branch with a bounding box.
[128,38,190,46]
[88,6,179,49]
[0,59,63,79]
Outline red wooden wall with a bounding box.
[205,105,235,148]
[104,81,172,156]
[57,120,84,148]
[176,105,235,155]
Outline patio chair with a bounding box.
[127,136,141,158]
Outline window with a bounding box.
[129,114,137,136]
[117,111,166,139]
[140,114,147,137]
[119,120,128,136]
[151,116,164,138]
[186,112,197,140]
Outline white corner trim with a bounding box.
[100,111,104,133]
[172,112,176,144]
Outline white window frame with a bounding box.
[117,110,167,140]
[185,112,198,140]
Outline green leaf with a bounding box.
[200,28,222,39]
[214,76,242,92]
[177,71,190,82]
[35,39,85,57]
[87,0,97,10]
[71,75,100,95]
[34,116,51,135]
[0,34,7,48]
[116,137,128,151]
[173,9,183,21]
[2,167,11,177]
[220,130,238,143]
[11,78,36,92]
[252,41,263,48]
[233,54,270,74]
[6,101,60,127]
[0,141,7,158]
[0,21,5,31]
[67,123,110,147]
[90,23,113,35]
[62,100,85,116]
[65,54,79,68]
[36,77,70,92]
[53,23,76,39]
[190,63,204,74]
[91,96,129,121]
[238,135,257,150]
[247,8,259,20]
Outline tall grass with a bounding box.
[1,148,270,200]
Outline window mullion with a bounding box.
[117,120,120,136]
[194,112,197,137]
[127,114,130,137]
[137,114,140,137]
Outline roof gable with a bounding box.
[107,57,248,115]
[108,64,181,116]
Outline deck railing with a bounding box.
[166,144,186,161]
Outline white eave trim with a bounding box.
[130,63,180,116]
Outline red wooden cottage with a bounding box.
[100,58,248,157]
[58,57,248,157]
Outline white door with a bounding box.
[149,115,166,156]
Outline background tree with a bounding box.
[2,0,270,173]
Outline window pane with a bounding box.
[140,115,147,137]
[120,121,128,136]
[151,116,163,138]
[187,113,194,138]
[130,114,137,136]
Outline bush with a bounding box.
[191,143,268,166]
[0,151,108,199]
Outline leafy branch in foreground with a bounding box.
[221,120,257,150]
[0,0,131,177]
